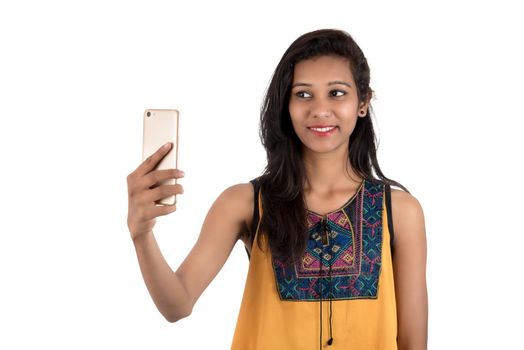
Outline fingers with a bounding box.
[126,144,184,239]
[128,168,184,195]
[127,183,183,225]
[152,203,179,217]
[128,166,184,197]
[136,202,179,221]
[145,184,184,204]
[141,168,185,190]
[132,142,173,179]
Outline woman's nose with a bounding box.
[310,97,332,118]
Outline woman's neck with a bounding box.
[302,147,363,194]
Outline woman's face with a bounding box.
[288,55,368,156]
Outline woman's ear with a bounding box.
[358,92,372,117]
[358,101,370,117]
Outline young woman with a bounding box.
[127,29,428,350]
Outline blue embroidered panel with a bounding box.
[271,180,384,301]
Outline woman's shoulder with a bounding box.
[389,187,424,217]
[389,186,426,245]
[217,182,254,213]
[216,181,256,244]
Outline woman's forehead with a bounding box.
[292,55,354,84]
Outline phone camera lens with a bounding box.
[146,111,151,117]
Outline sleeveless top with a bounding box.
[231,178,398,350]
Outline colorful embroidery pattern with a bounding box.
[271,180,384,301]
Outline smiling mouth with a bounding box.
[308,126,336,132]
[307,126,338,136]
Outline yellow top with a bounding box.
[231,180,397,349]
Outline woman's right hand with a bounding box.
[126,142,185,241]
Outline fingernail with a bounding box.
[163,142,171,149]
[179,170,185,176]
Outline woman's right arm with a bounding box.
[126,142,253,322]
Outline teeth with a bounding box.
[310,126,335,132]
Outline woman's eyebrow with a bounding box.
[328,80,352,88]
[291,82,311,88]
[291,81,352,88]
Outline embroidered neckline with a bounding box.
[271,179,385,301]
[305,179,366,217]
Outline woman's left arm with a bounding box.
[391,190,428,350]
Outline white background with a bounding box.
[1,0,522,349]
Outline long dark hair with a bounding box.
[257,29,408,264]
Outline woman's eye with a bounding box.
[330,90,346,97]
[296,91,312,98]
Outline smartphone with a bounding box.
[142,109,179,205]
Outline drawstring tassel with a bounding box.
[319,217,335,348]
[327,245,334,346]
[327,298,333,345]
[319,292,323,349]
